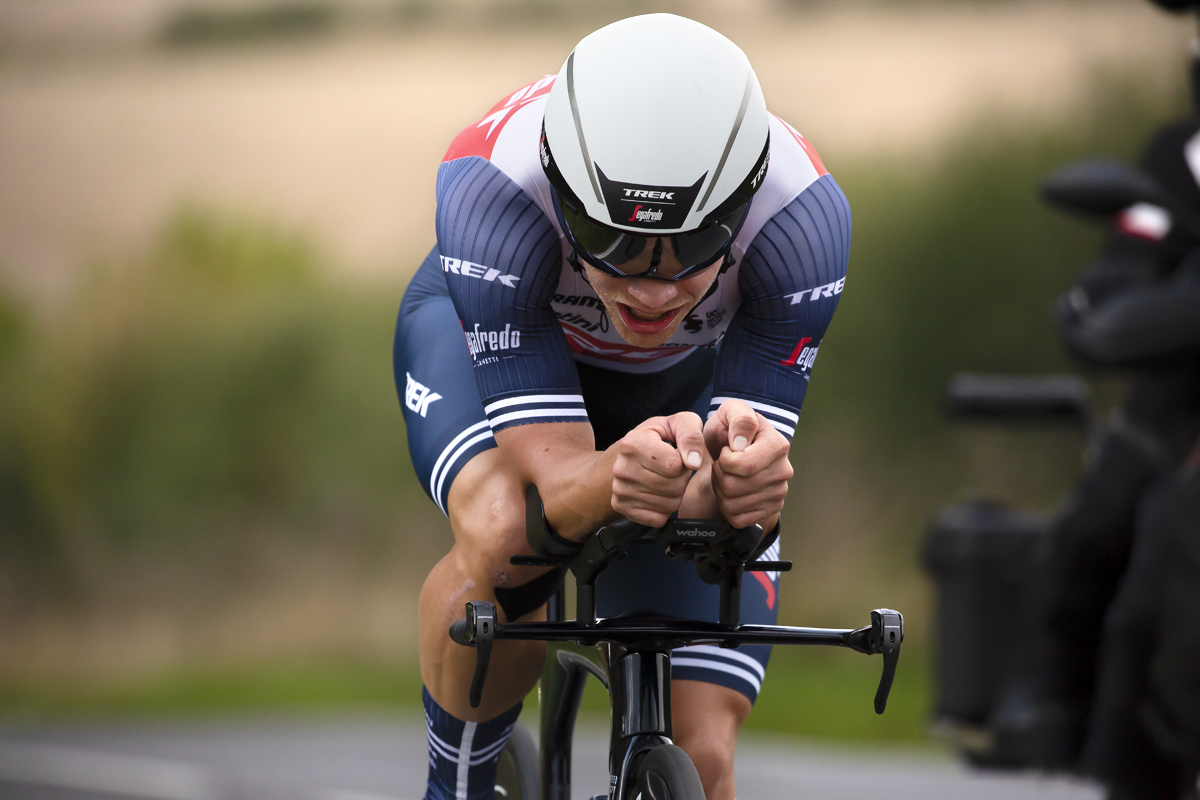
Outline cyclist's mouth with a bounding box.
[618,304,681,334]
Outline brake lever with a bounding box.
[448,600,497,709]
[871,608,903,715]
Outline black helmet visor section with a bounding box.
[554,191,751,280]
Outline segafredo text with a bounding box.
[465,323,521,358]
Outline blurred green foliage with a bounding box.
[0,208,418,604]
[161,3,337,47]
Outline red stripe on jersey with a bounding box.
[559,323,688,364]
[774,115,828,177]
[751,571,776,610]
[443,75,558,163]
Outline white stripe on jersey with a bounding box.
[488,408,589,429]
[484,394,586,413]
[429,420,493,514]
[671,657,763,694]
[709,396,800,423]
[433,430,496,515]
[675,644,767,679]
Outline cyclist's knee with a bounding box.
[676,729,729,796]
[446,450,531,585]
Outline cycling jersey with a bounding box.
[435,75,851,441]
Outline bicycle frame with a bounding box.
[450,486,904,800]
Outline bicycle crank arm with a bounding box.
[448,600,498,708]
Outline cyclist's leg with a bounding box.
[396,250,555,800]
[421,448,551,718]
[671,681,750,800]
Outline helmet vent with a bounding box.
[566,51,605,205]
[696,73,754,213]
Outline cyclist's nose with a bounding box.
[624,277,680,308]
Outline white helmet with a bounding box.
[540,14,770,279]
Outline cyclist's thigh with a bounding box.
[595,539,782,704]
[394,247,497,516]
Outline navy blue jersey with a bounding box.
[435,77,850,438]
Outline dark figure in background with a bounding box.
[986,4,1200,797]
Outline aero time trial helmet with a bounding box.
[539,14,770,281]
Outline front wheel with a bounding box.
[633,745,705,800]
[494,722,539,800]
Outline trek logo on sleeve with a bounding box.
[404,372,442,417]
[785,276,845,304]
[780,336,819,372]
[440,255,520,288]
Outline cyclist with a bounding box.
[394,15,850,800]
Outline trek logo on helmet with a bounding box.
[596,166,704,231]
[623,189,675,200]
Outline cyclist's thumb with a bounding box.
[668,412,706,469]
[726,403,759,452]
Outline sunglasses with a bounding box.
[554,190,751,281]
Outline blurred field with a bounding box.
[0,1,1188,298]
[0,1,1194,742]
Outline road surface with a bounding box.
[0,716,1103,800]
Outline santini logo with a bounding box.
[623,189,674,201]
[440,256,520,288]
[464,323,521,357]
[627,205,664,223]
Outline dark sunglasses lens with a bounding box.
[560,202,647,266]
[671,204,747,268]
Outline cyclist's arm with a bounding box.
[436,155,705,536]
[708,174,852,526]
[495,413,706,538]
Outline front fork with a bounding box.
[538,644,673,800]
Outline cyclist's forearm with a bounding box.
[495,422,620,540]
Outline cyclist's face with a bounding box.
[582,238,721,347]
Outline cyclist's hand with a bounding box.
[705,399,792,528]
[611,412,707,527]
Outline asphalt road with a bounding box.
[0,716,1104,800]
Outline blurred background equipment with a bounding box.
[923,1,1200,797]
[0,0,1194,781]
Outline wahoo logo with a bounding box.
[627,205,664,223]
[440,256,520,288]
[785,277,845,304]
[404,372,442,417]
[676,526,718,539]
[623,189,675,201]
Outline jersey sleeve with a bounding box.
[710,173,852,439]
[436,156,585,433]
